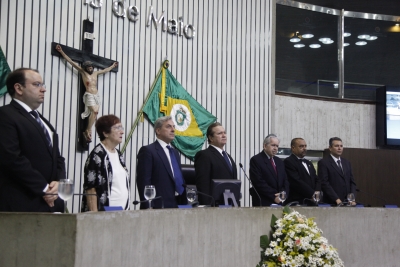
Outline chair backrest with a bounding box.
[181,164,196,186]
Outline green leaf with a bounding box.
[260,235,269,250]
[270,214,278,228]
[283,205,291,214]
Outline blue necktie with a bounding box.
[167,145,184,194]
[222,151,232,172]
[30,111,52,148]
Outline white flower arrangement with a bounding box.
[257,207,344,267]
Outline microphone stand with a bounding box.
[239,163,261,207]
[132,196,164,209]
[185,186,215,207]
[356,188,387,207]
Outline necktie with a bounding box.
[337,160,344,174]
[166,145,184,194]
[222,151,232,172]
[30,111,52,148]
[270,157,277,174]
[299,159,310,174]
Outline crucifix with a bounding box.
[51,19,118,151]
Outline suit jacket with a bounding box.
[136,140,187,209]
[284,154,320,205]
[194,146,238,205]
[249,151,289,206]
[318,156,356,205]
[0,100,66,212]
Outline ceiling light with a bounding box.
[294,44,305,48]
[356,41,367,46]
[322,39,334,44]
[366,36,378,40]
[358,34,370,39]
[302,34,314,38]
[309,44,321,48]
[344,43,350,46]
[290,37,301,42]
[344,32,351,37]
[319,38,331,43]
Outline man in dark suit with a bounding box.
[318,137,357,206]
[194,122,238,205]
[0,68,66,212]
[249,134,289,206]
[136,115,187,209]
[284,138,320,205]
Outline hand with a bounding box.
[43,181,59,207]
[349,201,357,206]
[335,199,342,206]
[113,62,118,68]
[274,193,280,204]
[56,44,62,51]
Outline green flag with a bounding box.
[143,62,217,160]
[0,47,11,97]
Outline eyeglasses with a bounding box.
[32,82,46,88]
[112,126,124,131]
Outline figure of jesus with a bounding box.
[56,45,118,142]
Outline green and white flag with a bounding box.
[143,61,216,160]
[0,47,11,97]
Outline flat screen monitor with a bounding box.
[211,179,241,206]
[376,86,400,147]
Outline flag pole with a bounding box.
[121,60,169,153]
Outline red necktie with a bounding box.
[270,157,277,174]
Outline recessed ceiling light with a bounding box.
[322,39,334,44]
[302,34,314,38]
[290,37,301,42]
[358,34,370,39]
[344,43,350,46]
[356,41,367,46]
[344,32,351,37]
[319,38,331,43]
[309,44,321,48]
[294,44,305,48]
[366,36,378,40]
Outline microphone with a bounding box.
[356,188,387,206]
[132,196,164,209]
[239,163,261,207]
[184,185,215,207]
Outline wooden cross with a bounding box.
[51,19,118,151]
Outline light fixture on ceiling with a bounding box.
[344,32,351,37]
[309,44,321,48]
[294,44,305,48]
[344,43,350,47]
[290,31,301,43]
[319,38,334,44]
[358,34,370,39]
[366,36,378,40]
[302,34,314,38]
[356,41,367,46]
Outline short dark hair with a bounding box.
[206,122,221,143]
[329,137,342,147]
[6,68,39,97]
[291,137,304,147]
[82,61,93,69]
[95,115,121,141]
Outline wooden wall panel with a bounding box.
[0,0,273,210]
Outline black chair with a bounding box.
[181,164,196,190]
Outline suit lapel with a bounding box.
[263,153,278,181]
[208,146,232,174]
[155,141,174,181]
[329,156,345,178]
[12,101,53,155]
